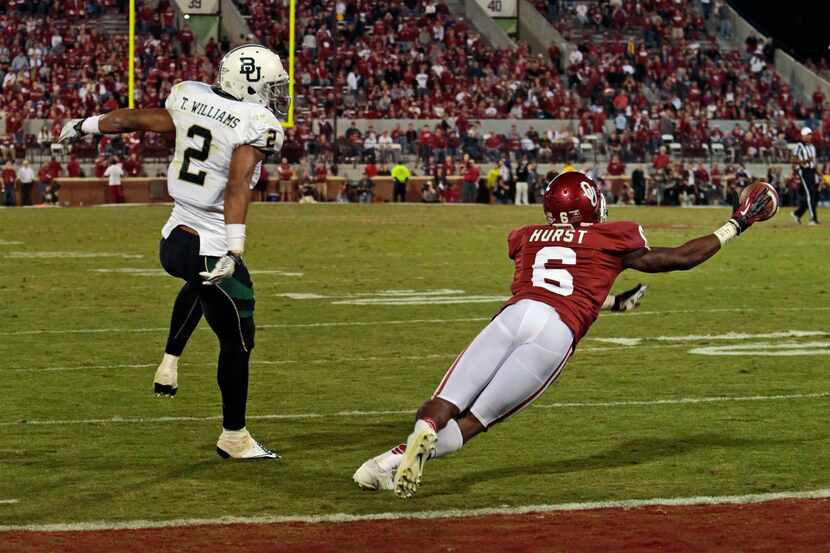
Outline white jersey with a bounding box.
[161,81,284,256]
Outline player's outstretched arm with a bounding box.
[623,182,776,273]
[57,108,175,143]
[622,235,722,273]
[199,145,266,286]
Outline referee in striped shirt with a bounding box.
[792,127,819,225]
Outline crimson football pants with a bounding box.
[159,227,255,431]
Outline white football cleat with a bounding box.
[394,426,437,499]
[216,428,280,460]
[153,356,178,398]
[353,458,395,491]
[792,213,801,225]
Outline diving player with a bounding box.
[354,170,776,498]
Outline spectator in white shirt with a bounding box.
[362,133,378,162]
[415,70,429,98]
[347,70,360,91]
[377,132,394,162]
[104,157,125,204]
[17,160,35,206]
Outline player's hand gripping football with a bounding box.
[729,181,779,233]
[57,119,86,144]
[199,254,239,286]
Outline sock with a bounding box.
[164,284,203,356]
[375,443,406,472]
[217,350,250,431]
[220,427,248,440]
[160,353,179,370]
[414,417,437,435]
[432,419,464,459]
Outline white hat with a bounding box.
[801,127,812,136]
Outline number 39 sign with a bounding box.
[477,0,517,17]
[174,0,219,14]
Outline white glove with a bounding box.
[199,254,239,286]
[57,119,85,144]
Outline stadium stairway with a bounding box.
[445,0,465,17]
[99,9,129,37]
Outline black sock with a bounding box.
[217,350,250,431]
[164,284,203,356]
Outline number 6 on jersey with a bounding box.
[532,246,576,296]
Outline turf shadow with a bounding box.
[429,433,806,496]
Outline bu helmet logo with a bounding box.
[239,57,262,82]
[580,181,597,207]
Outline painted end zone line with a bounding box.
[3,488,830,533]
[1,392,826,427]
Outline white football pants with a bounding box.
[434,299,574,427]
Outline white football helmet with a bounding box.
[216,44,290,118]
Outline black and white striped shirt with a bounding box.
[794,142,817,169]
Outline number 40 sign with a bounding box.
[477,0,517,17]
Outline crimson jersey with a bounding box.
[501,221,648,343]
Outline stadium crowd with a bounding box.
[1,0,829,208]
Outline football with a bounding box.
[740,181,780,222]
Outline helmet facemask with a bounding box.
[263,78,291,119]
[597,185,608,222]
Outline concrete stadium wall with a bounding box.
[775,50,830,106]
[219,0,254,44]
[725,4,830,103]
[464,0,516,50]
[517,0,571,58]
[336,118,782,137]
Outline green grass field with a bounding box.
[1,203,828,526]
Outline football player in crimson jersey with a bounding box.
[354,170,776,499]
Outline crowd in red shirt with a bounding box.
[1,0,829,168]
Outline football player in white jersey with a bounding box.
[59,44,289,460]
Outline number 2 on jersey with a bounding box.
[531,247,576,296]
[178,125,212,186]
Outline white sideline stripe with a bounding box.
[0,499,18,505]
[3,488,830,533]
[2,392,825,427]
[8,307,830,336]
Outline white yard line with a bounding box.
[1,392,825,428]
[0,346,694,373]
[0,499,18,505]
[2,488,830,533]
[7,318,491,336]
[7,307,830,336]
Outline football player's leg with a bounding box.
[391,304,528,498]
[199,260,277,460]
[467,305,574,431]
[154,283,203,397]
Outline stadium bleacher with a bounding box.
[0,0,828,207]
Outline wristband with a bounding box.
[713,220,739,246]
[226,224,246,253]
[80,115,103,135]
